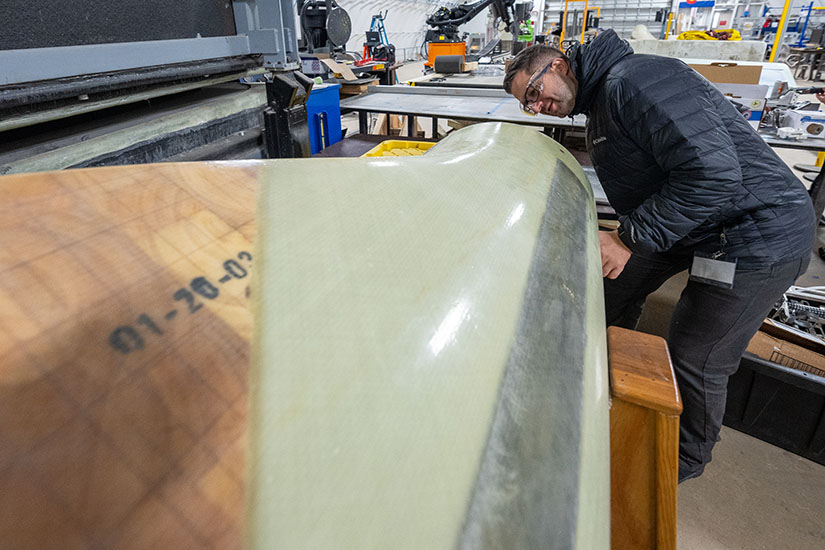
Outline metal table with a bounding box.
[339,85,587,142]
[760,133,825,151]
[409,74,504,89]
[406,65,506,90]
[354,62,402,85]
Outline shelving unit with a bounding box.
[542,0,672,39]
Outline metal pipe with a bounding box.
[561,0,570,43]
[795,2,814,47]
[561,0,591,44]
[769,0,794,62]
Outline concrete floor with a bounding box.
[644,271,825,550]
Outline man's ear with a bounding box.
[550,57,568,74]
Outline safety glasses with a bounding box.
[519,60,554,116]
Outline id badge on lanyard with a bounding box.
[688,231,736,289]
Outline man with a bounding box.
[504,29,815,482]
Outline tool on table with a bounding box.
[791,86,825,94]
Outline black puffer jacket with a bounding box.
[569,30,814,267]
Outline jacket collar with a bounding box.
[567,29,634,116]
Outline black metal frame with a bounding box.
[354,109,568,142]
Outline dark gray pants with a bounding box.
[604,251,809,481]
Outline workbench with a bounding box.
[310,132,610,209]
[408,73,504,89]
[405,64,506,90]
[339,85,587,142]
[353,61,402,85]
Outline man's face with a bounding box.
[510,58,578,118]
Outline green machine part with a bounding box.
[518,20,535,42]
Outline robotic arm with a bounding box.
[426,0,517,43]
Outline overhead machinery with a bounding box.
[424,0,518,67]
[297,0,352,55]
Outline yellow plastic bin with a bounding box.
[362,140,435,157]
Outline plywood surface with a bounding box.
[0,162,260,549]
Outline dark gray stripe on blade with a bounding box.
[457,161,591,550]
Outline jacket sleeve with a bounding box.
[612,72,741,255]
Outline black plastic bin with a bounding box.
[724,353,825,466]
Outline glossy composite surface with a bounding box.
[249,122,610,549]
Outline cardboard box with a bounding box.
[715,83,769,127]
[689,62,762,85]
[338,78,378,97]
[746,330,825,378]
[462,61,479,72]
[319,58,357,81]
[761,318,825,355]
[373,114,425,138]
[780,109,825,137]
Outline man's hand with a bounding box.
[817,91,825,104]
[599,230,631,279]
